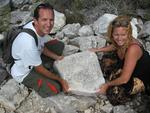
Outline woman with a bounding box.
[90,16,150,100]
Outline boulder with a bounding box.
[0,0,11,32]
[54,51,105,96]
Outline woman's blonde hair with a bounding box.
[107,16,133,50]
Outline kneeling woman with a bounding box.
[90,16,150,104]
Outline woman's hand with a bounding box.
[88,48,97,52]
[99,83,110,95]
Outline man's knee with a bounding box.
[45,40,64,55]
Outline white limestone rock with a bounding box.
[11,10,31,26]
[0,79,28,111]
[61,23,81,39]
[93,13,138,38]
[54,51,105,96]
[51,10,66,33]
[78,25,94,36]
[78,36,106,51]
[93,13,117,35]
[16,91,51,113]
[0,34,4,40]
[63,44,79,56]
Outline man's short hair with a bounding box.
[34,3,54,20]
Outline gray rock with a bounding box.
[139,21,150,39]
[0,108,5,113]
[11,0,32,9]
[0,0,10,15]
[78,36,106,51]
[0,79,29,111]
[63,44,79,56]
[62,23,81,39]
[78,25,94,36]
[47,93,96,113]
[93,13,117,35]
[10,10,32,26]
[16,91,52,113]
[0,0,11,32]
[113,105,137,113]
[0,67,9,85]
[93,14,138,38]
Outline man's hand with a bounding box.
[56,56,64,60]
[60,79,69,93]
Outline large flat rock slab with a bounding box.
[54,51,105,96]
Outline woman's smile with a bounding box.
[112,27,128,46]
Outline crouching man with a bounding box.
[11,3,68,97]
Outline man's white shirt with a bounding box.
[11,21,50,82]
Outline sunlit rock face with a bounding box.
[54,51,105,96]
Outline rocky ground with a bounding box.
[0,53,150,113]
[0,1,150,113]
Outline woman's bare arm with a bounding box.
[89,44,115,52]
[99,44,142,94]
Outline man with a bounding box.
[11,3,68,97]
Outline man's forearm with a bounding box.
[34,64,62,82]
